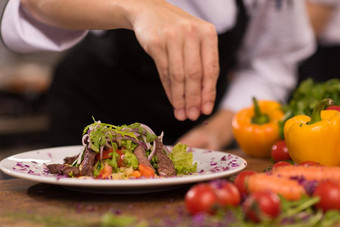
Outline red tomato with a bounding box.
[313,181,340,212]
[185,180,241,215]
[298,161,323,167]
[95,148,125,167]
[96,162,113,179]
[271,140,290,162]
[210,180,241,207]
[185,183,219,215]
[243,191,281,223]
[272,161,292,170]
[138,163,155,178]
[234,170,257,196]
[116,149,125,167]
[96,148,113,160]
[326,105,340,111]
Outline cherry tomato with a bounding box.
[272,161,292,170]
[313,181,340,212]
[298,161,323,167]
[326,105,340,111]
[210,180,241,207]
[185,183,218,215]
[271,140,290,162]
[233,170,257,196]
[243,191,281,223]
[185,180,241,215]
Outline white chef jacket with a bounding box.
[0,0,315,112]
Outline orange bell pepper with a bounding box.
[232,97,284,158]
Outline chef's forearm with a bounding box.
[20,0,137,30]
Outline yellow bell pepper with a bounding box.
[232,97,284,158]
[284,98,340,166]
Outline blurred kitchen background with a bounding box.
[0,38,64,179]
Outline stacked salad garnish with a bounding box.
[46,120,197,179]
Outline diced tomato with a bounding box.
[96,162,113,179]
[96,148,113,160]
[116,149,126,167]
[96,148,126,167]
[139,163,155,178]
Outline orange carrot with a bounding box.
[138,164,155,178]
[272,165,340,182]
[130,170,142,178]
[246,173,306,201]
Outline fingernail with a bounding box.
[175,109,186,121]
[188,107,200,120]
[203,102,213,114]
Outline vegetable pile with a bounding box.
[184,81,340,226]
[46,120,197,179]
[284,98,340,166]
[183,163,340,226]
[283,78,340,119]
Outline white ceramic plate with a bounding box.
[0,146,247,193]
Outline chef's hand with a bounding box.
[21,0,219,121]
[177,110,235,150]
[131,0,219,121]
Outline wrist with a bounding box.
[204,109,235,149]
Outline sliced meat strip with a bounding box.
[63,155,79,165]
[62,166,80,176]
[155,138,176,177]
[46,164,64,174]
[81,148,97,176]
[46,164,80,176]
[133,145,154,170]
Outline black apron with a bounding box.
[298,43,340,83]
[47,0,248,146]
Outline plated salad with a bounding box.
[47,120,197,179]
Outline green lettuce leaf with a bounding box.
[168,142,197,175]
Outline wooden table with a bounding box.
[0,149,272,227]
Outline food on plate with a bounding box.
[232,97,284,158]
[284,98,340,166]
[47,120,197,179]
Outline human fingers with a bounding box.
[152,45,172,106]
[183,25,202,121]
[200,24,219,115]
[166,30,187,121]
